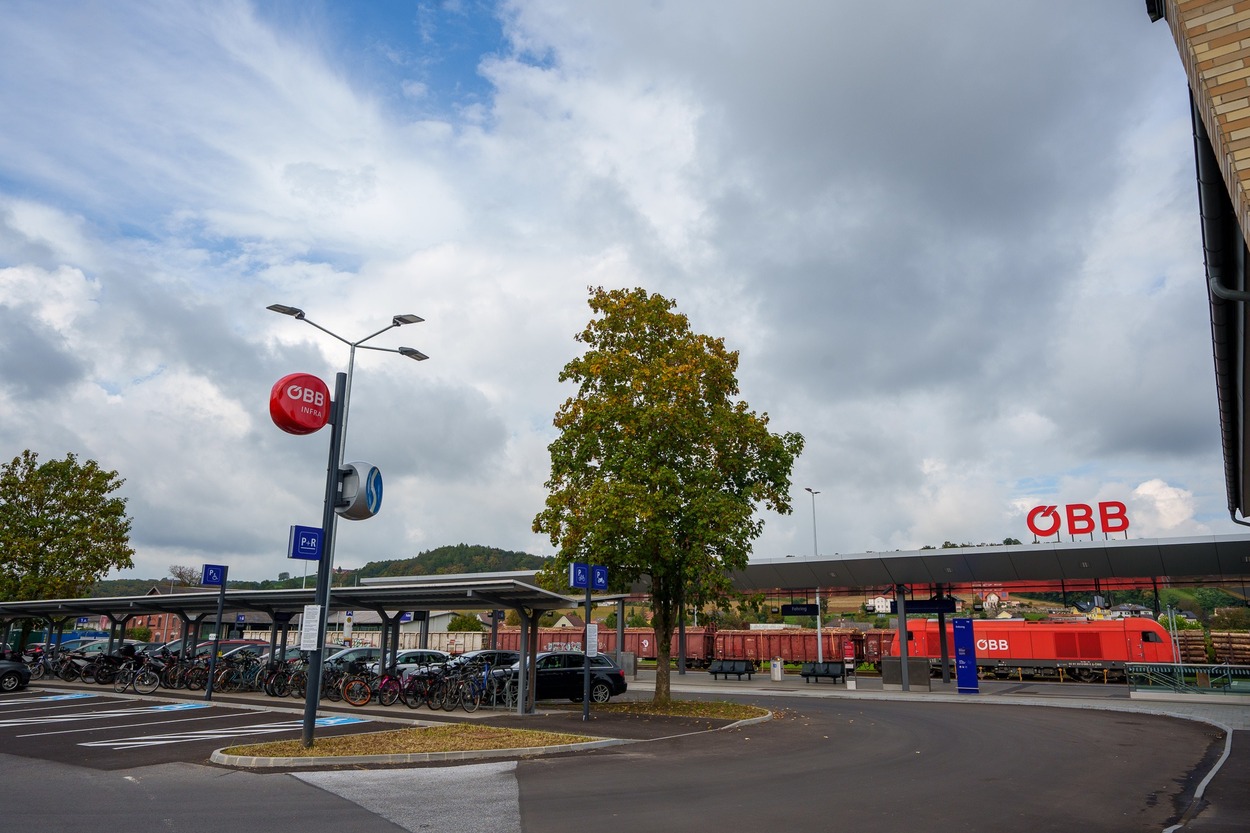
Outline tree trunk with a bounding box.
[651,575,675,704]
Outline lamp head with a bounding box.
[267,304,305,319]
[398,346,430,361]
[393,314,424,326]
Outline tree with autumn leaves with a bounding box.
[534,287,804,703]
[0,450,134,611]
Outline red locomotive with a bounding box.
[887,618,1176,682]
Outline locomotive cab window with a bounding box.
[1141,631,1163,643]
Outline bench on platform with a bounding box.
[709,659,754,680]
[800,661,845,683]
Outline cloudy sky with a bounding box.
[0,1,1228,582]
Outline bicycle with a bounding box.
[113,655,161,695]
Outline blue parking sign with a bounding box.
[201,564,227,586]
[569,562,589,589]
[591,565,609,591]
[287,525,323,561]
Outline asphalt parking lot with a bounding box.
[2,675,1247,832]
[0,688,373,770]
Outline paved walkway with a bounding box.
[625,667,1250,731]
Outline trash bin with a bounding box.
[770,657,784,682]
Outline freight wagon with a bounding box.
[890,618,1176,682]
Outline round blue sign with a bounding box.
[365,466,383,514]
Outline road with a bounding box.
[0,686,1231,832]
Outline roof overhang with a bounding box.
[0,577,580,623]
[730,534,1250,592]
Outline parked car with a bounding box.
[372,648,450,677]
[324,646,382,668]
[0,658,32,692]
[190,639,267,658]
[445,649,519,672]
[260,643,349,664]
[76,639,139,656]
[505,651,628,703]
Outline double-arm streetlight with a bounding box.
[267,304,427,747]
[805,487,823,664]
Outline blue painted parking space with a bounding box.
[0,687,370,770]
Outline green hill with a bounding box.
[90,544,548,595]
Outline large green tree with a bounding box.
[0,450,134,607]
[534,287,804,702]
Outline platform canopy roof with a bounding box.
[0,574,577,623]
[731,534,1250,592]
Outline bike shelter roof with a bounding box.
[0,574,579,625]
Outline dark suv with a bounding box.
[513,651,628,703]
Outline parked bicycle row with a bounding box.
[12,642,628,710]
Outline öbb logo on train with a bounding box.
[976,639,1009,651]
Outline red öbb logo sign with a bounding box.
[270,373,331,435]
[1026,502,1129,538]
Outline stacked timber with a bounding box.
[1177,630,1209,664]
[1209,631,1250,664]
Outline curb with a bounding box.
[210,734,632,768]
[210,709,775,769]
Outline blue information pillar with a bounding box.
[953,617,978,694]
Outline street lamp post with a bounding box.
[267,304,426,748]
[805,487,823,664]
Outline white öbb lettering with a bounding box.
[976,639,1008,651]
[286,385,325,408]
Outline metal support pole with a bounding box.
[583,583,592,720]
[806,488,822,664]
[616,599,625,666]
[517,611,529,716]
[204,567,228,701]
[302,372,347,748]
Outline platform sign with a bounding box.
[300,604,321,651]
[953,617,979,694]
[287,525,323,561]
[201,564,227,587]
[889,598,956,614]
[236,614,246,624]
[781,603,820,616]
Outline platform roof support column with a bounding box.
[616,598,625,665]
[377,615,390,671]
[515,608,531,716]
[896,584,910,692]
[937,584,951,685]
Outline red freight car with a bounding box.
[712,629,860,666]
[889,618,1176,682]
[491,627,714,665]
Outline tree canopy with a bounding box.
[533,287,804,702]
[0,450,134,602]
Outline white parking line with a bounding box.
[0,685,96,700]
[0,702,208,729]
[78,715,367,749]
[18,711,239,739]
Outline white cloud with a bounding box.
[0,1,1233,581]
